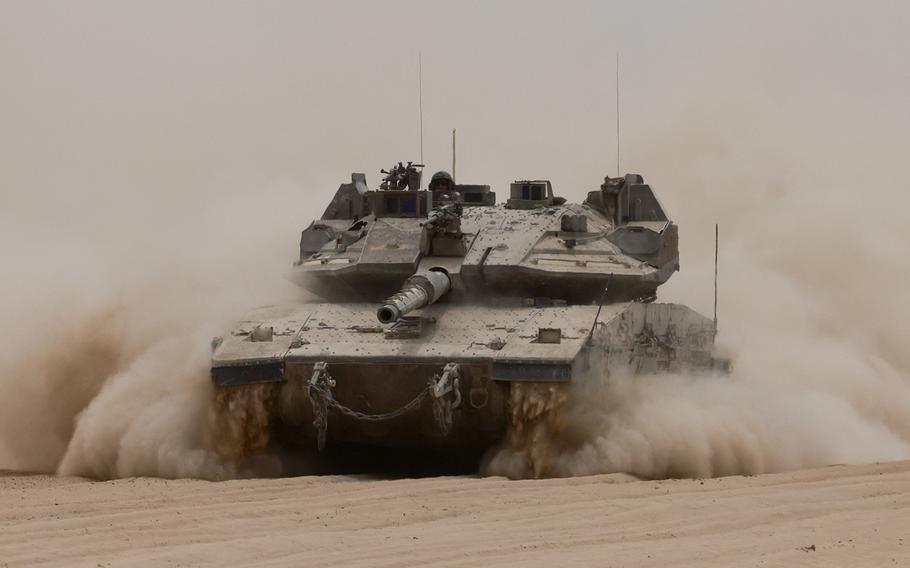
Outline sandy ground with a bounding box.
[1,461,908,568]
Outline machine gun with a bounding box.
[423,202,463,231]
[379,161,424,191]
[376,269,451,324]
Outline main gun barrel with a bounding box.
[377,269,451,324]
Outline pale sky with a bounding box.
[2,0,909,307]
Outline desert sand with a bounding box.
[1,461,908,568]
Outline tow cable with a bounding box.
[306,361,461,451]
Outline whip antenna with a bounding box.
[714,223,719,337]
[418,53,424,163]
[615,51,621,176]
[452,128,456,181]
[588,274,614,344]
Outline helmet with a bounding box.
[430,171,454,184]
[429,171,454,192]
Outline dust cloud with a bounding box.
[0,183,306,479]
[3,2,909,481]
[484,44,910,479]
[486,206,910,478]
[486,174,910,480]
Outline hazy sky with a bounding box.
[2,1,909,285]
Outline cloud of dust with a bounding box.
[3,2,909,481]
[0,181,306,479]
[484,43,910,479]
[486,209,910,478]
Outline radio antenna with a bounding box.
[418,53,424,163]
[452,128,457,181]
[615,51,621,177]
[713,223,719,338]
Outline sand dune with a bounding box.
[1,461,908,567]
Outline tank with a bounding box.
[209,162,727,463]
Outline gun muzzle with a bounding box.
[377,269,451,324]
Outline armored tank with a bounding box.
[209,161,725,463]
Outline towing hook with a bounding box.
[429,363,462,436]
[431,362,462,408]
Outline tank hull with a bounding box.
[209,301,723,459]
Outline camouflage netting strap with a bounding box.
[307,362,460,451]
